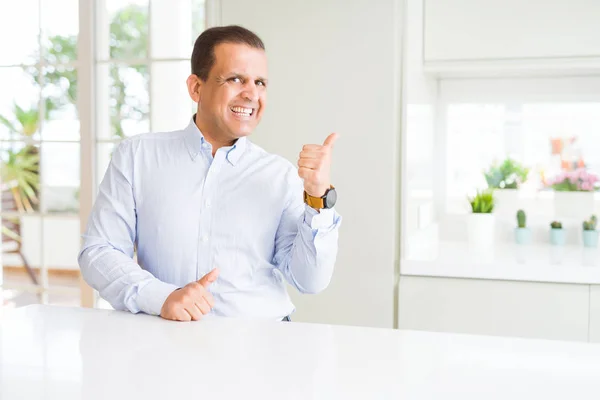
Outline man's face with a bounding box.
[193,43,268,141]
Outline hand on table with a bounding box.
[298,133,339,197]
[160,268,219,322]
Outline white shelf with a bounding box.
[402,241,600,285]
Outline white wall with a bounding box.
[402,0,439,258]
[424,0,600,62]
[218,0,404,328]
[439,76,600,103]
[405,0,437,104]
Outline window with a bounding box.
[95,0,206,181]
[0,0,206,308]
[446,102,600,204]
[403,76,600,262]
[1,0,81,306]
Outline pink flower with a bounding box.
[569,173,578,184]
[581,182,593,191]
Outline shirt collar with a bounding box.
[183,115,248,166]
[225,135,247,166]
[183,116,204,161]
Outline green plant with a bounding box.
[468,190,495,213]
[0,99,57,138]
[548,169,599,192]
[484,158,529,189]
[1,147,40,212]
[516,209,526,228]
[550,221,563,230]
[583,215,598,231]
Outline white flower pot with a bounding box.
[493,189,520,216]
[554,191,594,220]
[467,213,495,250]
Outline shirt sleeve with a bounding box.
[271,167,342,294]
[78,140,178,315]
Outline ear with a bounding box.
[186,74,202,103]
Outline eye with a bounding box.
[256,80,266,87]
[229,77,242,83]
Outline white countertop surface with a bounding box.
[403,241,600,284]
[3,305,600,399]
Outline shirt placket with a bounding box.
[197,144,224,291]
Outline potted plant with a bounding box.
[582,215,598,248]
[484,157,529,216]
[514,209,531,245]
[550,221,566,246]
[467,189,495,249]
[548,169,599,219]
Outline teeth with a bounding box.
[231,106,252,115]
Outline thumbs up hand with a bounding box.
[298,133,339,197]
[160,268,219,322]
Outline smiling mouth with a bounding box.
[230,106,254,117]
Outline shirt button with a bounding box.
[202,143,208,149]
[205,200,212,208]
[202,235,209,243]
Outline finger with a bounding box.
[176,308,192,322]
[302,144,322,152]
[191,285,214,306]
[185,303,203,321]
[298,167,313,180]
[298,158,321,169]
[299,150,323,159]
[322,132,339,149]
[198,267,220,288]
[203,291,215,308]
[193,303,206,318]
[195,299,211,315]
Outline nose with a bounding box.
[241,82,259,103]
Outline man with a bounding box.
[78,25,342,322]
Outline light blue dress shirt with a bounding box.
[79,117,342,319]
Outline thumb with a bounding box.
[322,132,339,149]
[198,268,220,288]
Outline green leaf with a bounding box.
[0,114,18,133]
[484,158,529,189]
[1,225,22,242]
[1,145,40,211]
[468,189,495,213]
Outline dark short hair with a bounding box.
[191,25,265,81]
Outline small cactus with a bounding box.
[551,221,562,230]
[516,209,526,228]
[583,215,598,231]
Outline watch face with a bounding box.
[324,188,337,208]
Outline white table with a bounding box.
[2,305,600,399]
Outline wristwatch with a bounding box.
[303,186,337,210]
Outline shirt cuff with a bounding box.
[135,279,180,316]
[303,204,338,229]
